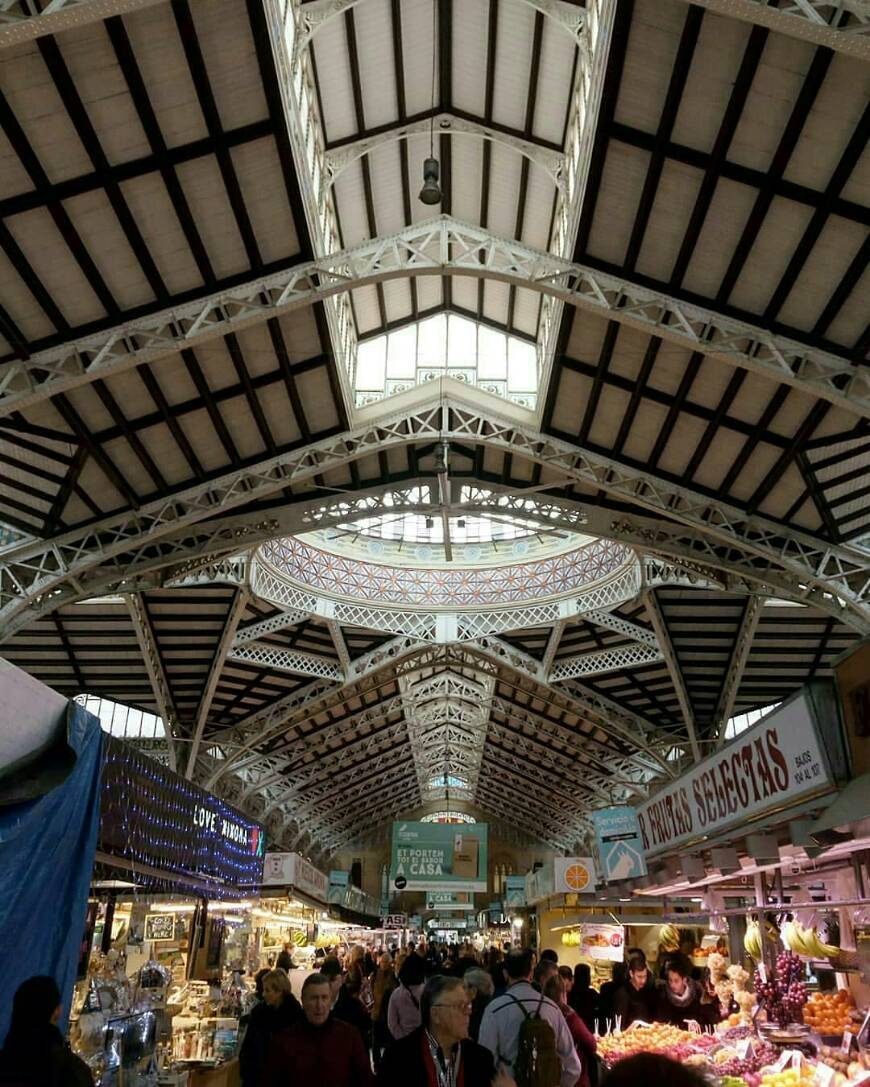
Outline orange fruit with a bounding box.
[564,863,591,891]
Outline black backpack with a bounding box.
[503,992,562,1087]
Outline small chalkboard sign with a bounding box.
[144,914,175,941]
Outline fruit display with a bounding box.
[712,1042,779,1079]
[597,1023,695,1064]
[754,952,808,1027]
[782,921,841,960]
[816,1045,852,1078]
[759,1065,816,1087]
[803,991,856,1036]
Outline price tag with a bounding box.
[735,1038,753,1058]
[815,1063,836,1087]
[771,1051,791,1073]
[758,964,767,983]
[841,1028,854,1053]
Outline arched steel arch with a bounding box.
[1,397,867,641]
[2,217,864,419]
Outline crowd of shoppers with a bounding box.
[1,941,729,1087]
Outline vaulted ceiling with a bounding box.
[0,0,867,866]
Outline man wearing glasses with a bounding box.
[378,975,516,1087]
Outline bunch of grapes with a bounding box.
[753,954,808,1026]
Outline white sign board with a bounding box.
[554,857,597,894]
[575,923,625,962]
[262,852,329,901]
[381,914,407,929]
[637,694,833,858]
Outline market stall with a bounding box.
[70,736,266,1086]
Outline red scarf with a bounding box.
[421,1030,465,1087]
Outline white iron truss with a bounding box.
[293,0,587,59]
[643,588,701,763]
[3,217,865,419]
[12,398,865,654]
[123,592,178,771]
[537,0,617,406]
[0,0,165,47]
[228,640,344,681]
[184,589,248,778]
[714,595,764,748]
[263,0,356,413]
[550,640,664,679]
[684,0,870,60]
[324,113,567,195]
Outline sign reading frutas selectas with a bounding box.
[391,822,489,892]
[592,806,648,881]
[262,852,329,901]
[637,692,835,858]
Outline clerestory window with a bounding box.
[353,313,537,409]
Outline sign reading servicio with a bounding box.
[637,693,834,858]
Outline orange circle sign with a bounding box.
[564,863,591,891]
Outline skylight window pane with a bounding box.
[356,337,386,391]
[507,338,537,391]
[447,315,477,362]
[477,327,507,378]
[387,325,417,378]
[417,314,446,367]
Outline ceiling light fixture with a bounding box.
[419,1,442,206]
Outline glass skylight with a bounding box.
[323,485,582,550]
[75,693,165,739]
[353,313,538,409]
[421,811,476,824]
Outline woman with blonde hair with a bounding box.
[239,969,301,1086]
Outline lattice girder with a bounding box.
[5,404,866,644]
[2,217,865,419]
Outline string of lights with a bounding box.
[99,736,265,898]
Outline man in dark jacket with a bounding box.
[0,976,94,1087]
[613,954,657,1027]
[265,973,374,1087]
[378,975,514,1087]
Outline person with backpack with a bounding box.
[478,949,581,1087]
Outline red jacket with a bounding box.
[563,1004,597,1087]
[265,1016,375,1087]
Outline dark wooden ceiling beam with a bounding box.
[0,87,117,322]
[345,7,388,328]
[669,24,769,289]
[180,347,243,468]
[762,101,870,329]
[390,0,419,321]
[622,5,703,272]
[609,122,870,230]
[105,14,216,286]
[172,0,262,271]
[37,34,169,303]
[52,392,139,509]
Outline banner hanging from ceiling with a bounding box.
[391,821,489,892]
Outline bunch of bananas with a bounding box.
[659,923,680,952]
[782,920,839,959]
[744,920,762,959]
[743,920,781,958]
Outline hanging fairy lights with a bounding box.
[99,736,266,898]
